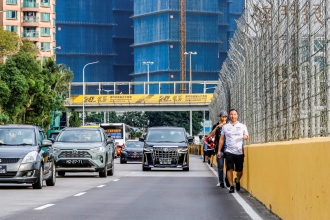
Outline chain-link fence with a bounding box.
[209,0,330,144]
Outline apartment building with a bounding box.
[0,0,56,58]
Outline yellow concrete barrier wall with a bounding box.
[241,138,330,220]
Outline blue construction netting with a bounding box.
[56,0,134,90]
[56,0,113,24]
[132,0,245,94]
[134,0,179,16]
[113,1,134,83]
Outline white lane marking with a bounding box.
[74,192,86,197]
[207,164,263,220]
[125,172,136,176]
[97,185,105,188]
[34,204,55,210]
[113,179,120,182]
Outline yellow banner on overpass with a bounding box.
[69,94,213,105]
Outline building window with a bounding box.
[53,33,56,40]
[40,0,50,6]
[6,25,18,33]
[6,0,17,4]
[41,42,51,51]
[40,28,50,36]
[53,18,56,27]
[40,13,50,21]
[6,10,17,19]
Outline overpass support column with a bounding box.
[190,110,192,136]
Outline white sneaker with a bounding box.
[216,183,220,187]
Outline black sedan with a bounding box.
[120,140,144,164]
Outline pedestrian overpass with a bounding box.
[65,80,218,111]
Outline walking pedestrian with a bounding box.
[217,109,249,193]
[203,135,208,162]
[204,135,215,167]
[210,110,227,188]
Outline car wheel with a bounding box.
[183,167,189,171]
[99,159,108,178]
[108,158,114,176]
[46,163,56,186]
[142,166,151,171]
[58,171,65,177]
[32,166,43,189]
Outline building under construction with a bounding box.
[132,0,245,93]
[56,0,134,94]
[55,0,244,94]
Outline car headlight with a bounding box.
[178,148,188,153]
[143,146,153,152]
[53,147,60,153]
[22,151,38,163]
[90,146,104,153]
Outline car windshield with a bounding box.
[0,128,35,146]
[146,129,186,142]
[57,130,102,142]
[125,141,144,148]
[50,133,59,139]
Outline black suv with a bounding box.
[142,126,193,171]
[0,125,56,189]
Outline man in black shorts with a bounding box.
[217,109,249,193]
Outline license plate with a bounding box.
[159,158,172,164]
[131,153,139,158]
[0,165,6,174]
[66,160,84,164]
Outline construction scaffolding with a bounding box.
[209,0,330,144]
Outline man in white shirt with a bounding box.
[217,109,249,193]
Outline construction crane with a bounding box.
[179,0,186,93]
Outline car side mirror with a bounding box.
[139,137,145,142]
[48,138,55,143]
[42,139,52,146]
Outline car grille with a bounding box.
[153,147,179,161]
[0,158,20,164]
[58,151,92,159]
[0,172,17,178]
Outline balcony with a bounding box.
[40,2,50,7]
[22,1,38,8]
[22,16,38,23]
[22,31,39,38]
[6,0,17,4]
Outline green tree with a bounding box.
[85,112,104,123]
[0,50,73,129]
[118,112,148,130]
[108,111,119,123]
[0,27,20,57]
[19,40,39,58]
[145,111,203,135]
[69,110,81,127]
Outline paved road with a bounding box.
[0,155,278,220]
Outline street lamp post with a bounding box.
[82,61,99,126]
[142,61,154,94]
[184,51,197,94]
[41,46,61,68]
[184,52,197,136]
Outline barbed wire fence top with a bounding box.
[209,0,330,144]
